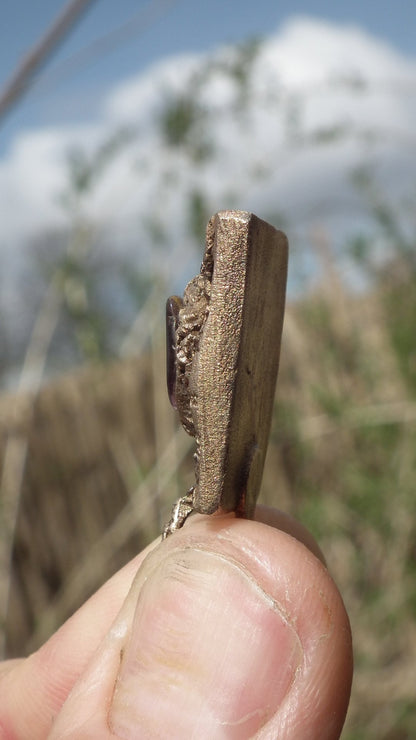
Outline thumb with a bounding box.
[50,515,352,739]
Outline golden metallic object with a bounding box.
[163,210,288,538]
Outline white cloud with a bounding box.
[105,53,201,124]
[0,15,415,290]
[264,16,416,84]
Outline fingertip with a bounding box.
[164,514,352,738]
[254,504,327,565]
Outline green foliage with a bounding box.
[228,37,260,88]
[383,273,416,393]
[160,92,214,162]
[160,95,200,148]
[227,37,261,109]
[159,37,261,158]
[312,123,350,144]
[61,128,135,210]
[188,189,209,243]
[348,234,372,266]
[351,166,416,394]
[142,213,168,247]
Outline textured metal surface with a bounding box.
[163,210,288,537]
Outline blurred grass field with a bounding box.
[0,237,415,738]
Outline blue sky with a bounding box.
[1,0,415,154]
[0,2,415,384]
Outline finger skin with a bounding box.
[52,516,352,739]
[0,509,352,739]
[0,549,152,739]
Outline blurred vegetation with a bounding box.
[268,252,416,739]
[0,35,415,739]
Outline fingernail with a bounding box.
[110,548,302,738]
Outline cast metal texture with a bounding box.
[163,210,288,538]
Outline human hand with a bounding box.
[0,507,352,738]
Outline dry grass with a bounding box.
[0,264,415,738]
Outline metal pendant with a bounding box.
[163,210,288,538]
